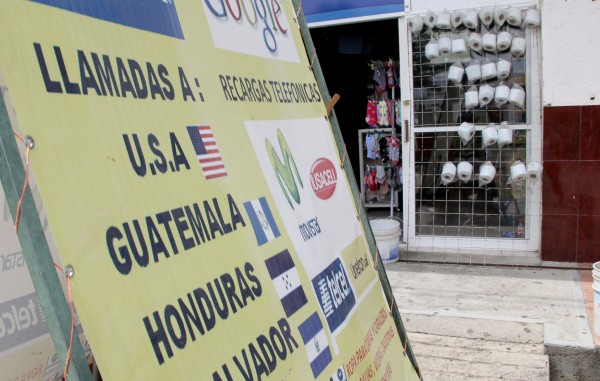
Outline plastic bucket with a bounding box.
[593,262,600,336]
[594,282,600,337]
[593,261,600,278]
[370,219,401,264]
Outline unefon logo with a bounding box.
[204,0,288,53]
[310,158,337,200]
[266,129,303,209]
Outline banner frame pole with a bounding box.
[290,2,421,377]
[0,91,93,381]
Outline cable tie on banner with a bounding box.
[13,133,34,234]
[63,275,75,380]
[53,263,75,381]
[374,248,380,269]
[294,0,303,23]
[388,295,396,316]
[403,337,409,356]
[357,193,363,220]
[309,47,316,71]
[340,144,347,168]
[326,93,340,117]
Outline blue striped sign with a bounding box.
[31,0,184,39]
[244,197,281,246]
[298,312,332,378]
[264,249,308,318]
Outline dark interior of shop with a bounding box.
[310,20,400,185]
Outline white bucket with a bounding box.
[594,281,600,337]
[593,262,600,336]
[370,219,401,264]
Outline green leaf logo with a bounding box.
[266,129,303,209]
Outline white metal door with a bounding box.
[397,12,542,255]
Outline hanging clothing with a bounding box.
[378,137,389,163]
[385,99,394,126]
[387,67,394,88]
[364,170,379,191]
[365,100,378,126]
[395,100,402,126]
[377,100,389,126]
[386,136,400,165]
[376,165,386,183]
[365,134,378,159]
[373,67,386,90]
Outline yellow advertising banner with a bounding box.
[0,1,419,380]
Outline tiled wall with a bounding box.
[542,105,600,263]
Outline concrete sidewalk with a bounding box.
[384,261,600,380]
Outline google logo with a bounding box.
[204,0,288,54]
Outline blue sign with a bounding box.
[311,258,355,332]
[297,312,332,378]
[31,0,184,39]
[303,0,404,24]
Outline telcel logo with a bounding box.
[310,158,337,200]
[204,0,288,53]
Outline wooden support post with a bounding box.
[0,92,92,380]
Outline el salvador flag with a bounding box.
[298,312,332,378]
[264,249,308,318]
[244,197,281,246]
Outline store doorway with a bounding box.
[310,19,404,219]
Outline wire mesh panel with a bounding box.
[414,130,527,238]
[410,22,534,240]
[412,28,528,128]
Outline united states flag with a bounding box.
[186,125,228,180]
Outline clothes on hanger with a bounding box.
[364,58,401,129]
[365,100,378,126]
[386,136,401,165]
[363,59,402,206]
[365,133,378,159]
[365,131,402,164]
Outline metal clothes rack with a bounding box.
[365,58,401,217]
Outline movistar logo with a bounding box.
[266,129,303,209]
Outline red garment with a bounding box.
[364,171,379,191]
[365,100,378,126]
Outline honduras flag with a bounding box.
[244,197,281,246]
[298,312,332,378]
[264,249,308,318]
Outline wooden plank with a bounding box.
[0,90,92,381]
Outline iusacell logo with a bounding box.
[310,158,337,200]
[204,0,288,53]
[266,129,303,209]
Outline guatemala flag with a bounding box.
[264,249,308,318]
[244,197,281,246]
[298,312,332,378]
